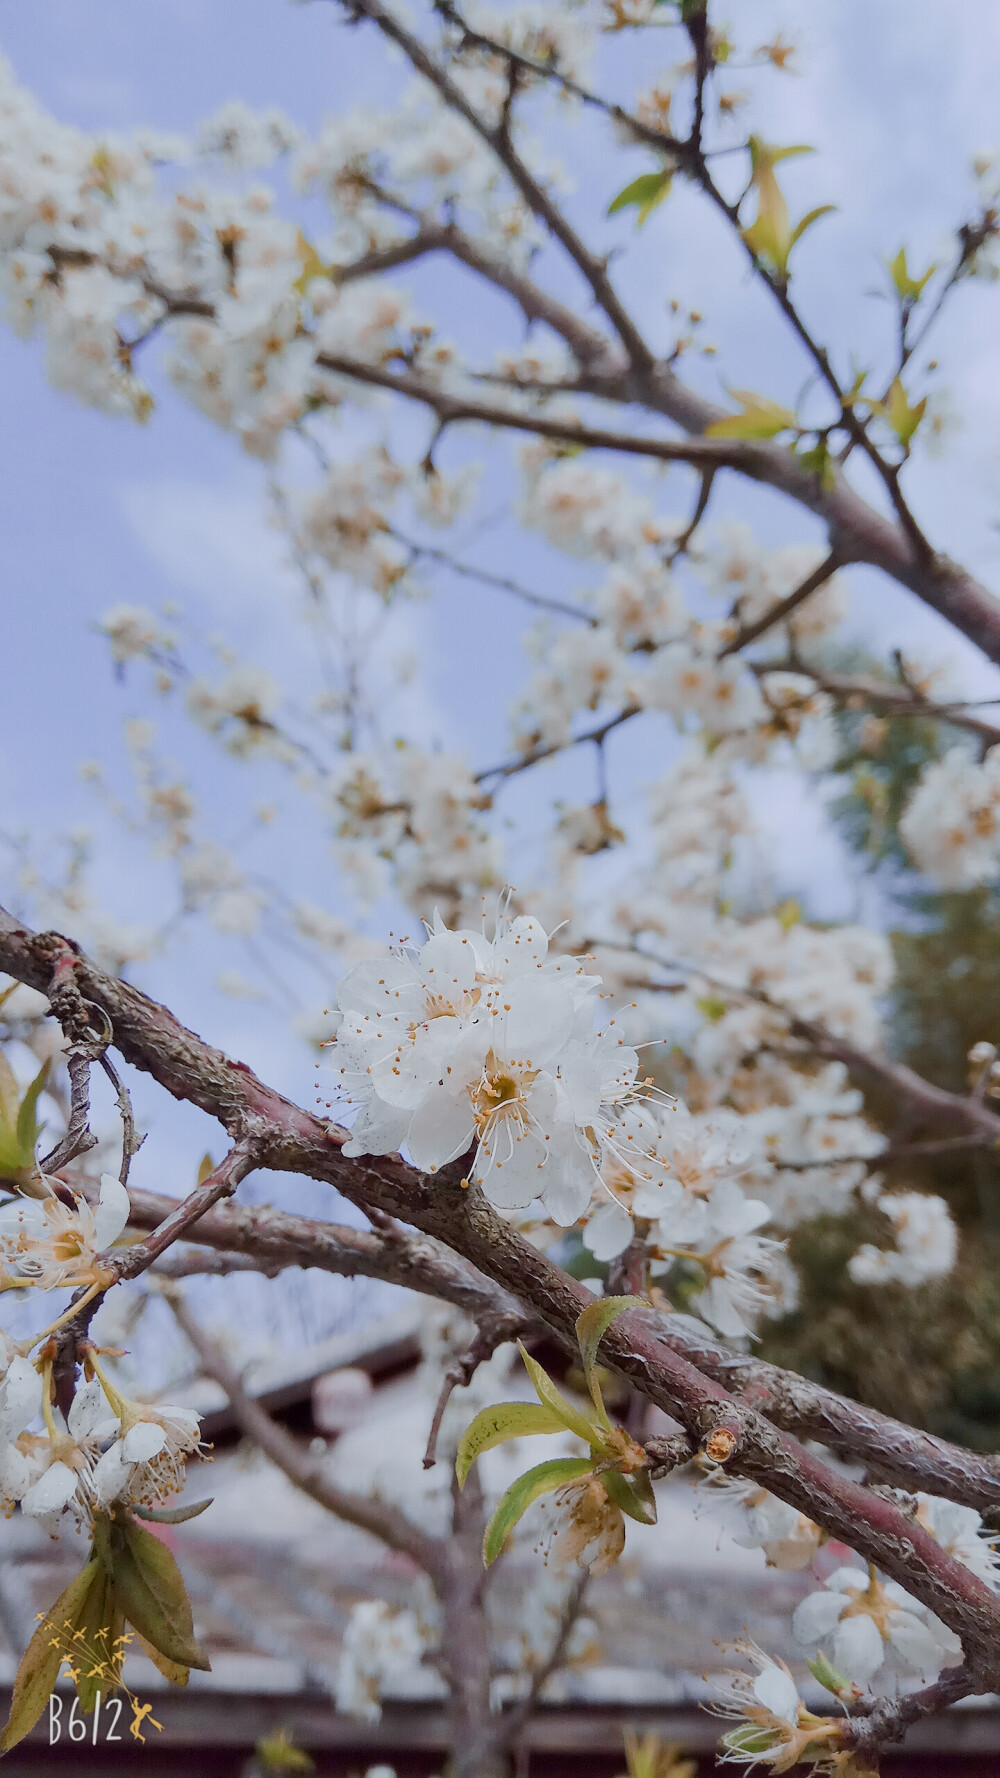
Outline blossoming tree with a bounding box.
[2,0,1000,1772]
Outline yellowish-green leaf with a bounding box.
[255,1730,315,1772]
[294,229,329,295]
[0,1052,20,1133]
[517,1342,603,1446]
[743,139,827,275]
[0,1560,100,1752]
[196,1151,216,1186]
[806,1651,853,1699]
[109,1518,210,1671]
[619,1729,698,1778]
[788,203,835,250]
[795,438,836,491]
[889,246,936,303]
[607,169,672,226]
[482,1457,594,1566]
[705,389,797,440]
[134,1632,189,1689]
[601,1466,658,1526]
[71,1562,125,1714]
[883,376,926,446]
[575,1296,643,1426]
[15,1060,49,1163]
[455,1400,568,1488]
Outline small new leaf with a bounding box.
[883,376,926,447]
[294,229,329,294]
[455,1401,567,1488]
[0,1057,49,1183]
[608,169,673,226]
[482,1457,595,1566]
[575,1296,644,1426]
[705,389,797,441]
[517,1341,604,1446]
[806,1651,855,1701]
[741,138,832,276]
[888,246,936,304]
[1,1559,99,1752]
[601,1466,658,1526]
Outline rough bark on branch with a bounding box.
[2,907,999,1691]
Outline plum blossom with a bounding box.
[792,1565,963,1684]
[332,909,651,1224]
[336,1600,429,1723]
[915,1493,1000,1589]
[848,1192,957,1288]
[900,746,1000,887]
[0,1172,130,1291]
[712,1641,845,1773]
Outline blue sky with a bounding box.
[2,1,1000,1326]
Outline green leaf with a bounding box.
[517,1342,603,1447]
[607,169,672,226]
[482,1457,595,1567]
[806,1651,853,1698]
[722,1727,779,1758]
[601,1466,658,1525]
[889,246,936,303]
[705,389,797,440]
[0,1053,20,1133]
[134,1632,189,1689]
[109,1518,210,1671]
[132,1497,213,1526]
[883,376,926,446]
[575,1296,643,1426]
[70,1563,124,1714]
[796,439,836,491]
[788,203,835,250]
[455,1401,568,1488]
[0,1559,100,1752]
[15,1060,49,1167]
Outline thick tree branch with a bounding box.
[3,910,1000,1686]
[92,1175,1000,1511]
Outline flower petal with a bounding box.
[831,1612,885,1683]
[752,1662,799,1724]
[95,1173,131,1249]
[792,1589,846,1644]
[583,1199,634,1262]
[21,1460,78,1517]
[122,1421,167,1462]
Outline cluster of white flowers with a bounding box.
[335,1599,430,1722]
[848,1190,958,1288]
[330,907,648,1224]
[0,1176,203,1534]
[900,745,1000,887]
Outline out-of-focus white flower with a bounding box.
[915,1493,1000,1589]
[335,1600,428,1723]
[792,1564,963,1683]
[849,1192,957,1287]
[900,746,1000,887]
